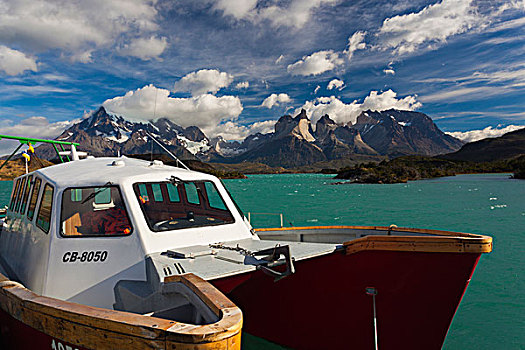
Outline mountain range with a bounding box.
[35,106,464,167]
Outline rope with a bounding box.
[209,243,254,256]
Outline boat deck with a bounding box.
[148,238,338,281]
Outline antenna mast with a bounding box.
[145,131,190,170]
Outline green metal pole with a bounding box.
[52,144,64,163]
[0,134,79,146]
[59,144,71,162]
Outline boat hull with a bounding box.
[0,308,90,350]
[213,249,481,350]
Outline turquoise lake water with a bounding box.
[1,174,523,349]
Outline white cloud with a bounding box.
[377,0,482,54]
[212,0,258,20]
[247,120,277,135]
[261,93,291,108]
[119,36,167,61]
[0,0,163,61]
[383,68,395,75]
[275,55,285,64]
[213,120,277,140]
[298,89,421,125]
[343,31,366,60]
[211,0,338,29]
[327,79,344,90]
[446,125,525,143]
[0,46,37,75]
[259,0,339,29]
[235,81,250,89]
[0,116,78,156]
[103,84,243,138]
[418,66,525,102]
[68,50,94,64]
[287,50,343,76]
[173,69,234,96]
[314,85,321,94]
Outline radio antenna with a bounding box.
[150,87,159,162]
[145,131,190,170]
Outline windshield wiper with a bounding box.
[81,181,113,204]
[169,176,187,186]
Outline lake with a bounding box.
[1,173,523,349]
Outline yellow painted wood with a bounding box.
[0,273,242,350]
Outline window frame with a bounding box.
[59,185,134,238]
[36,183,54,234]
[133,180,236,233]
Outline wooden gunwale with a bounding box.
[0,272,242,349]
[255,225,493,254]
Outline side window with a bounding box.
[204,182,227,210]
[27,178,42,221]
[184,183,200,205]
[14,177,27,213]
[20,175,33,215]
[36,184,54,233]
[9,179,21,210]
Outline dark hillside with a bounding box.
[443,128,525,162]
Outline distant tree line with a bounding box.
[335,155,525,184]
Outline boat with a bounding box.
[0,136,242,349]
[0,135,492,349]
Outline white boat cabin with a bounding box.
[0,157,336,311]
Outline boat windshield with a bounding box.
[133,180,234,232]
[61,186,133,237]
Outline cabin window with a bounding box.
[166,183,180,202]
[152,184,163,202]
[205,182,227,210]
[9,179,21,211]
[184,183,200,205]
[133,181,234,232]
[137,184,149,202]
[36,184,54,233]
[27,178,42,221]
[60,186,133,237]
[20,175,33,215]
[14,177,27,213]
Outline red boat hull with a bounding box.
[0,309,89,350]
[213,250,481,350]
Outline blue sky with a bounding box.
[0,0,524,151]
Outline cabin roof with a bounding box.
[31,157,215,188]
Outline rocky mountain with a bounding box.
[229,110,327,167]
[441,127,525,162]
[35,106,463,168]
[353,110,464,157]
[36,107,212,160]
[219,109,464,166]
